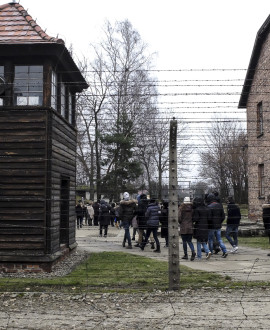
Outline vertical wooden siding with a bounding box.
[48,111,76,254]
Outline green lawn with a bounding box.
[238,236,270,249]
[0,251,269,293]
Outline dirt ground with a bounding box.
[1,288,270,329]
[1,226,270,329]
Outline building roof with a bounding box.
[0,2,88,92]
[238,14,270,108]
[0,2,64,44]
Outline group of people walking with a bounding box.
[179,192,241,261]
[117,192,168,252]
[76,191,242,260]
[75,199,117,237]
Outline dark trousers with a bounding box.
[99,225,108,236]
[142,227,160,248]
[181,234,195,255]
[94,215,99,226]
[77,216,83,228]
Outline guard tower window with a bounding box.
[14,65,43,106]
[60,82,66,117]
[68,90,73,124]
[51,70,57,110]
[0,66,4,106]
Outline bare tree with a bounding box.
[199,119,248,203]
[76,20,159,200]
[76,55,110,200]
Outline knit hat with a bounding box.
[183,197,191,203]
[123,192,130,201]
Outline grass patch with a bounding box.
[238,236,270,249]
[0,252,269,293]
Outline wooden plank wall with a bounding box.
[0,109,47,259]
[49,111,76,254]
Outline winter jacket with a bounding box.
[178,202,193,235]
[227,202,241,226]
[93,202,100,215]
[208,201,225,230]
[262,204,270,233]
[137,199,149,229]
[75,204,83,217]
[145,202,160,227]
[192,205,210,242]
[110,206,116,222]
[118,199,137,223]
[98,200,111,226]
[86,205,94,219]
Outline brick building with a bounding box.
[239,14,270,220]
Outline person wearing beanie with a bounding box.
[179,197,196,261]
[118,192,137,249]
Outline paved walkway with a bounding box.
[76,225,270,282]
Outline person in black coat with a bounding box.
[192,197,211,259]
[75,202,83,229]
[207,193,228,258]
[225,196,241,253]
[110,203,116,227]
[160,201,169,247]
[98,200,111,237]
[136,194,149,247]
[262,195,270,257]
[140,197,161,253]
[92,200,100,226]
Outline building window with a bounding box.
[60,82,66,117]
[68,90,72,124]
[258,164,265,198]
[257,102,263,136]
[0,66,4,106]
[51,70,57,110]
[14,65,43,106]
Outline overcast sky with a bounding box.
[16,0,270,183]
[18,0,270,68]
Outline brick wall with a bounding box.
[246,32,270,220]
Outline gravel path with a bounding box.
[1,288,270,329]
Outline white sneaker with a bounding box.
[230,246,238,253]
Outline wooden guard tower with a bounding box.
[0,2,88,272]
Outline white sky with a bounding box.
[18,0,270,69]
[14,0,270,184]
